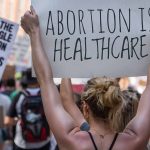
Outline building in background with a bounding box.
[0,0,30,34]
[0,0,31,77]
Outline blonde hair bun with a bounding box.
[81,77,123,121]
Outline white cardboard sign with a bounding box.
[0,18,19,79]
[31,0,150,77]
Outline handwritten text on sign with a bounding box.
[31,0,150,77]
[0,18,19,79]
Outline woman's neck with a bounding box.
[89,117,114,138]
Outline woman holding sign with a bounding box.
[21,6,150,150]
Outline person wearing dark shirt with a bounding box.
[5,69,50,150]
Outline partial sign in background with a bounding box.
[7,36,31,68]
[31,0,150,77]
[0,17,19,79]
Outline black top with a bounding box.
[88,132,119,150]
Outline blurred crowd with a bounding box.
[0,68,149,150]
[0,69,58,150]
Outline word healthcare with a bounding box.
[46,8,150,62]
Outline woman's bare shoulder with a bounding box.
[113,132,147,150]
[64,129,96,150]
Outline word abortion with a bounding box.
[46,8,150,35]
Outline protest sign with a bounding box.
[7,36,31,68]
[0,18,19,79]
[31,0,150,77]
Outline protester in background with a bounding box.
[5,73,28,150]
[0,93,11,150]
[114,88,140,132]
[5,69,51,150]
[9,72,26,102]
[1,77,16,149]
[73,92,82,109]
[0,80,5,92]
[2,78,15,99]
[0,94,11,122]
[119,77,129,91]
[21,7,150,150]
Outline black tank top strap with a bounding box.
[87,132,98,150]
[109,133,119,150]
[87,131,118,150]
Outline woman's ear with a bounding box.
[82,101,89,121]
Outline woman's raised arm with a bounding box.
[60,78,86,127]
[21,7,78,146]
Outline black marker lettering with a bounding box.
[97,9,105,33]
[84,37,92,60]
[57,10,64,35]
[119,9,131,32]
[9,24,14,32]
[140,35,148,58]
[67,10,76,35]
[139,8,146,32]
[78,10,86,34]
[111,36,120,58]
[88,9,95,33]
[107,9,116,33]
[121,36,130,59]
[92,38,101,59]
[0,57,4,66]
[46,11,55,35]
[73,38,83,61]
[101,37,110,60]
[130,37,140,60]
[53,39,63,61]
[0,41,7,51]
[0,21,5,29]
[64,37,72,60]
